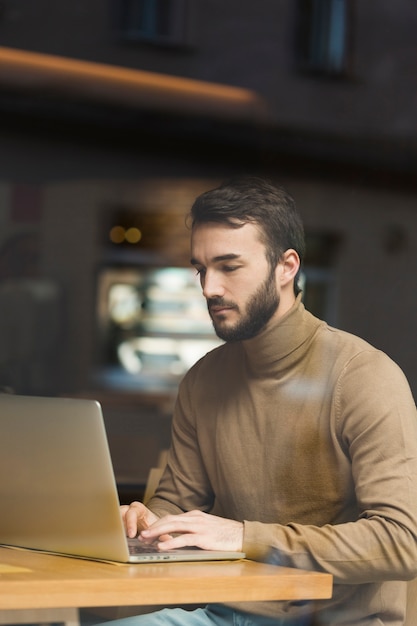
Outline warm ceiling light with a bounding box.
[125,227,142,244]
[109,225,125,244]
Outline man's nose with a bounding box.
[201,270,224,299]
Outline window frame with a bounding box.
[295,0,354,78]
[112,0,190,47]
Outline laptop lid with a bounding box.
[0,394,245,563]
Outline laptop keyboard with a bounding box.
[127,538,161,555]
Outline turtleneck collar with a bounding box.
[239,293,324,376]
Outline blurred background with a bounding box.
[0,0,416,495]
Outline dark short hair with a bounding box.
[189,176,305,294]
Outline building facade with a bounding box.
[0,0,416,408]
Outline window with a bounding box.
[301,232,342,325]
[296,0,352,76]
[113,0,189,46]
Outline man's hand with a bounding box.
[120,501,160,538]
[139,510,244,552]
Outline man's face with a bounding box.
[190,222,280,341]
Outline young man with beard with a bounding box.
[113,177,417,625]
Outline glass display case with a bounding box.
[94,264,222,392]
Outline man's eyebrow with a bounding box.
[190,253,241,266]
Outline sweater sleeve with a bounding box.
[145,370,216,519]
[243,350,417,584]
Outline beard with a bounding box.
[208,268,279,342]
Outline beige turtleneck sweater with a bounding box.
[149,296,417,625]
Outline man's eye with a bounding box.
[223,266,239,272]
[195,268,205,276]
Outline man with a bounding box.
[118,177,417,625]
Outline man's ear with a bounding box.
[277,249,300,287]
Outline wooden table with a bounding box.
[0,546,332,610]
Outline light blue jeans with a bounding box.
[94,604,312,626]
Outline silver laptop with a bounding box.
[0,393,245,563]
